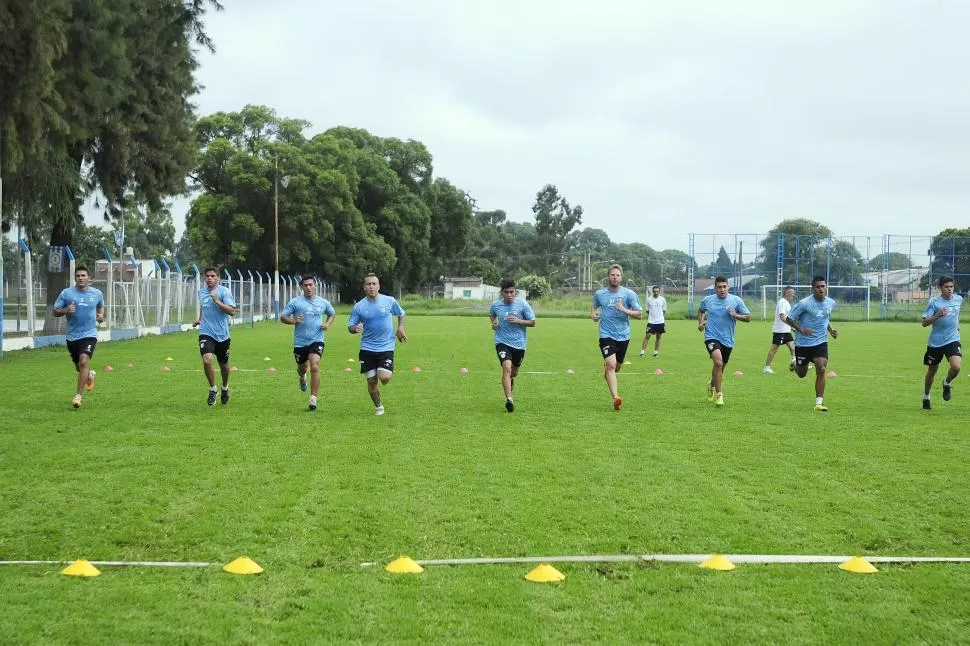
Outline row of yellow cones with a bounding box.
[60,554,880,579]
[60,557,264,577]
[385,555,879,581]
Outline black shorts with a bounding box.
[599,338,630,365]
[67,338,97,365]
[924,341,962,366]
[495,343,525,367]
[294,343,325,365]
[704,339,733,365]
[199,335,231,365]
[772,332,794,346]
[646,323,666,335]
[795,343,828,366]
[359,349,394,375]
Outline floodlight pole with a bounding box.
[273,158,280,319]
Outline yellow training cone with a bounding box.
[839,556,878,574]
[61,559,101,577]
[347,358,356,363]
[165,357,174,361]
[385,556,424,574]
[223,556,264,575]
[525,563,566,582]
[263,357,272,361]
[699,555,736,571]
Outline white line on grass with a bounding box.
[0,560,212,567]
[360,553,970,567]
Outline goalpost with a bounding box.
[761,284,872,322]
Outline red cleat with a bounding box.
[613,396,622,411]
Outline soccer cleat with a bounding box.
[789,359,796,372]
[762,366,774,374]
[707,386,715,402]
[639,350,645,357]
[308,396,318,411]
[653,351,659,357]
[375,405,385,416]
[299,375,308,392]
[715,394,724,407]
[505,398,514,413]
[207,390,217,406]
[814,404,828,412]
[942,382,952,402]
[613,396,622,411]
[922,399,931,410]
[220,388,230,405]
[85,370,97,392]
[72,395,82,409]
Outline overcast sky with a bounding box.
[158,0,970,254]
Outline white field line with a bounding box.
[360,554,970,567]
[0,560,212,567]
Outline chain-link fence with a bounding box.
[688,233,970,321]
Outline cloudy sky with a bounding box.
[172,0,969,254]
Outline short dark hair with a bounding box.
[500,278,516,291]
[811,276,826,286]
[204,266,218,275]
[75,265,89,274]
[783,285,793,292]
[938,276,955,288]
[301,275,316,285]
[714,275,728,285]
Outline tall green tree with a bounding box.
[868,252,913,271]
[531,184,582,274]
[922,228,970,292]
[757,219,833,284]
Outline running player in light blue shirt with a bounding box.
[920,275,963,410]
[489,278,536,413]
[282,276,337,411]
[348,273,407,416]
[591,264,642,411]
[52,265,105,408]
[192,267,237,406]
[783,276,839,412]
[697,275,751,407]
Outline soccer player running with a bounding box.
[783,276,838,412]
[52,266,105,408]
[639,285,667,357]
[281,276,336,411]
[489,278,536,413]
[763,286,796,373]
[192,267,237,406]
[591,264,643,411]
[697,276,751,407]
[920,275,962,410]
[348,273,407,416]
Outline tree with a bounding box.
[466,258,502,286]
[708,246,733,277]
[922,228,970,292]
[517,274,551,300]
[757,219,833,285]
[568,227,613,254]
[531,184,582,274]
[868,252,913,271]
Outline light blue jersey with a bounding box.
[53,286,104,341]
[198,284,236,342]
[788,295,836,347]
[592,286,642,341]
[282,295,336,347]
[699,293,750,348]
[348,294,405,352]
[489,298,535,349]
[923,294,962,347]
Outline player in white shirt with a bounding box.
[762,286,795,374]
[639,286,667,357]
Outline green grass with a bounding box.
[1,315,968,644]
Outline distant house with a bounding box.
[444,277,499,300]
[94,257,158,280]
[862,268,928,303]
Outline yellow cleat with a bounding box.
[85,370,96,393]
[707,387,715,402]
[715,394,724,407]
[814,404,828,412]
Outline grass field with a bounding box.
[1,314,968,644]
